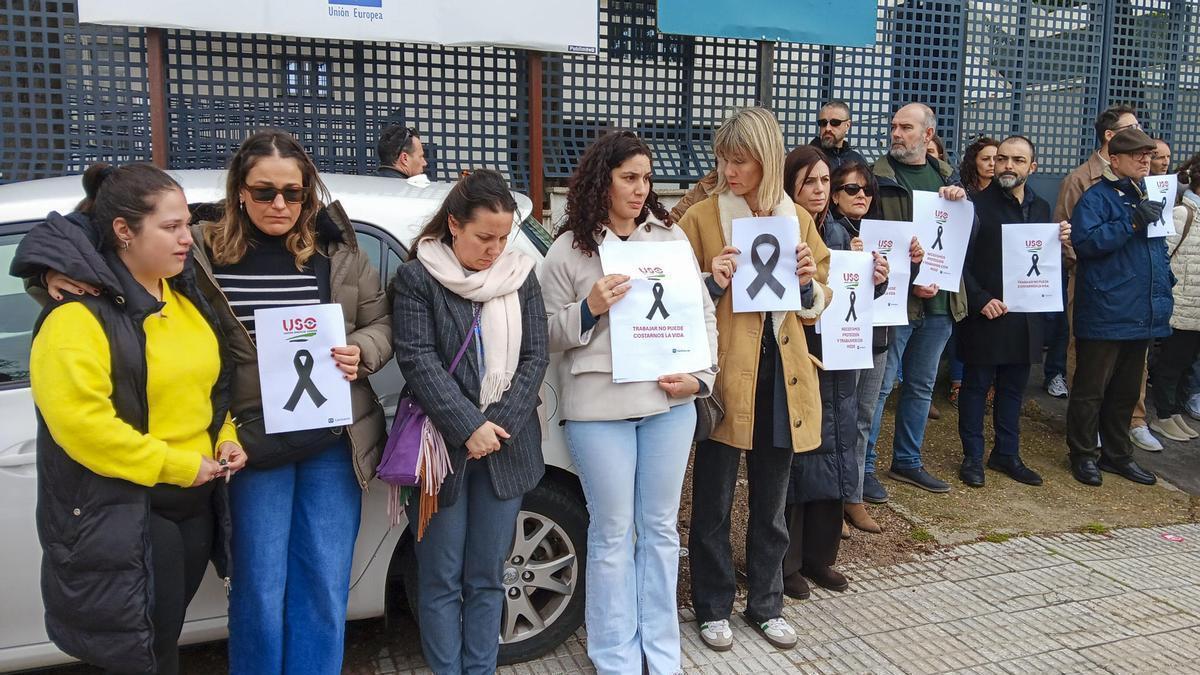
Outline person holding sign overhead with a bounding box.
[779,146,889,598]
[1067,128,1172,487]
[956,136,1071,489]
[542,131,717,674]
[393,170,549,675]
[679,107,830,652]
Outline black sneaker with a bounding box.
[862,472,889,503]
[887,466,951,493]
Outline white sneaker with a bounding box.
[1187,394,1200,421]
[1046,374,1069,399]
[699,619,733,652]
[743,614,798,649]
[1130,425,1164,452]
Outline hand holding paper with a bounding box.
[911,190,974,289]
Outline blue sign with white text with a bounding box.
[657,0,875,47]
[331,0,382,7]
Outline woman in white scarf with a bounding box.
[391,169,549,674]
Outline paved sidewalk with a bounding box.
[367,523,1200,674]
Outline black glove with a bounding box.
[1132,199,1165,231]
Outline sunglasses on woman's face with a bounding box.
[836,183,874,197]
[244,185,309,204]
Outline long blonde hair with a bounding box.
[713,107,786,212]
[205,130,329,269]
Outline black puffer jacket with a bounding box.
[12,211,233,674]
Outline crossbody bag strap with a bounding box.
[1171,201,1197,260]
[447,304,481,375]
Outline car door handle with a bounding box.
[0,441,36,468]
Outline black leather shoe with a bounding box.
[987,456,1044,486]
[959,460,985,488]
[1070,457,1102,486]
[887,466,951,493]
[783,572,811,600]
[1098,458,1157,485]
[802,565,849,592]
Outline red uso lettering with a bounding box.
[1025,240,1042,248]
[842,272,860,282]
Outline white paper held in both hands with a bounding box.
[1001,223,1064,313]
[599,239,712,383]
[254,303,354,434]
[731,215,803,313]
[911,190,974,289]
[857,219,913,327]
[1145,175,1179,238]
[820,250,876,370]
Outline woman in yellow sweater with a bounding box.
[20,163,246,674]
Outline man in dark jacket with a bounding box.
[957,136,1067,488]
[1067,128,1173,487]
[810,100,868,172]
[375,123,427,178]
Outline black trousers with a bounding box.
[1066,339,1150,464]
[1151,329,1200,418]
[958,363,1030,463]
[781,499,843,579]
[108,486,214,675]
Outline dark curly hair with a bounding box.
[559,130,672,256]
[959,136,1000,193]
[1177,152,1200,200]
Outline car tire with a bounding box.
[397,477,588,666]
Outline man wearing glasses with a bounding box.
[810,100,867,172]
[1066,128,1170,487]
[375,124,428,179]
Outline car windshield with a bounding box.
[520,214,551,255]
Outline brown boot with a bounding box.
[928,402,942,420]
[844,502,883,534]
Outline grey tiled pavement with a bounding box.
[366,524,1200,674]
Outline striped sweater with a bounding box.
[211,230,320,336]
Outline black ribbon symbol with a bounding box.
[646,282,670,320]
[1027,253,1041,277]
[844,290,857,322]
[284,349,327,412]
[746,233,786,299]
[931,225,944,250]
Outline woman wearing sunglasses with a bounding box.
[828,160,923,532]
[43,130,392,674]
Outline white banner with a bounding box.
[912,190,974,290]
[1002,223,1064,313]
[255,303,354,434]
[857,219,913,327]
[819,251,875,371]
[78,0,599,54]
[599,240,711,383]
[1145,175,1179,238]
[731,216,803,313]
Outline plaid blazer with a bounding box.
[390,258,548,506]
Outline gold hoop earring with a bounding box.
[120,239,130,250]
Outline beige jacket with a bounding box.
[542,216,719,421]
[1055,151,1108,269]
[1170,195,1200,332]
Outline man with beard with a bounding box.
[862,103,969,499]
[956,135,1070,488]
[810,101,867,172]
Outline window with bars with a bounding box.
[284,58,332,99]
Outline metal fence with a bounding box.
[3,0,1199,191]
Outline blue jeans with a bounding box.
[228,441,362,675]
[414,459,522,675]
[958,363,1030,462]
[566,403,695,675]
[866,315,954,471]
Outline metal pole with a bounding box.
[756,40,775,110]
[146,27,169,168]
[527,51,545,213]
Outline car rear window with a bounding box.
[520,215,551,255]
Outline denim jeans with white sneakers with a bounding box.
[565,403,695,675]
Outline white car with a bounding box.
[0,170,587,672]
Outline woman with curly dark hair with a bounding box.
[960,135,1000,196]
[541,130,718,674]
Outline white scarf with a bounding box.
[416,238,533,408]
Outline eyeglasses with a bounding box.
[244,185,309,204]
[1113,122,1142,133]
[835,183,874,197]
[818,118,848,128]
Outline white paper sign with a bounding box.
[820,251,876,370]
[912,190,974,290]
[1002,223,1064,313]
[255,303,354,434]
[731,216,802,313]
[599,240,712,383]
[1145,175,1179,238]
[857,219,913,327]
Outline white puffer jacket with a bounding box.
[1169,190,1200,332]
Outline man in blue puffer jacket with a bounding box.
[1067,128,1175,487]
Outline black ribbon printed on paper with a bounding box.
[844,290,857,322]
[284,349,327,412]
[746,233,786,299]
[646,282,671,320]
[1027,253,1041,277]
[931,225,944,250]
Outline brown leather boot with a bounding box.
[928,402,942,420]
[844,502,883,534]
